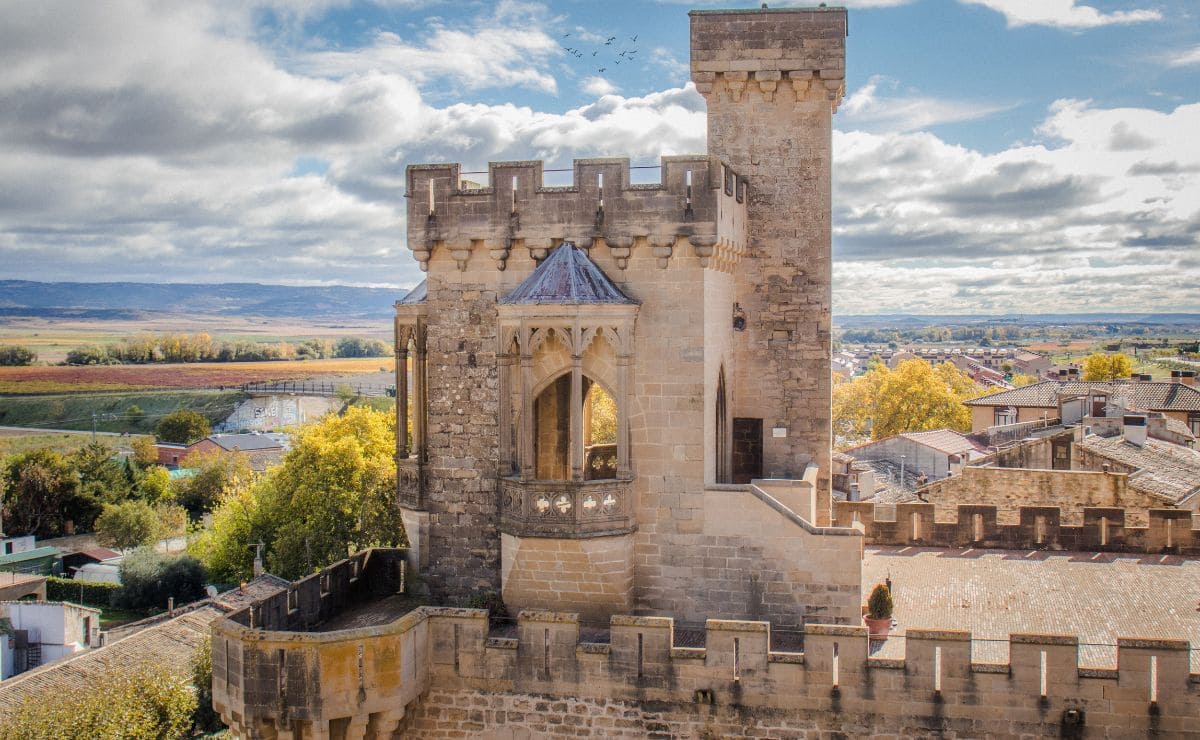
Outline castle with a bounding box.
[210,7,1200,738]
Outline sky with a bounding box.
[0,0,1197,315]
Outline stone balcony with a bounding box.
[498,477,635,538]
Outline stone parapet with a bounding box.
[213,605,1200,739]
[499,477,635,538]
[405,156,747,272]
[834,500,1200,554]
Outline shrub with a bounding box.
[117,548,207,611]
[0,345,36,366]
[45,576,120,608]
[867,583,893,620]
[0,662,196,739]
[190,637,222,733]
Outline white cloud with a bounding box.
[959,0,1162,29]
[582,76,617,97]
[832,99,1200,312]
[839,76,1014,133]
[0,0,1195,316]
[298,11,560,93]
[1164,46,1200,67]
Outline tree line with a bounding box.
[60,333,390,365]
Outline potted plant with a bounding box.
[864,583,893,639]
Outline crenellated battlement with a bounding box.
[689,7,848,109]
[212,601,1200,738]
[834,500,1200,554]
[405,156,747,272]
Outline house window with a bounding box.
[994,407,1016,426]
[1189,413,1200,437]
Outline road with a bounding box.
[0,425,133,437]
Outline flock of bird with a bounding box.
[561,32,639,75]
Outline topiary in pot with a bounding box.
[864,583,894,639]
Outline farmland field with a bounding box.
[0,314,390,364]
[0,429,151,457]
[0,391,248,434]
[0,357,395,395]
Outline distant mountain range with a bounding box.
[1,281,1196,326]
[835,313,1200,328]
[0,280,411,319]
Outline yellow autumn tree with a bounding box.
[191,406,405,582]
[1081,352,1133,381]
[833,359,984,445]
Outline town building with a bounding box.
[0,601,100,680]
[965,377,1200,435]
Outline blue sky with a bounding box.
[0,0,1197,313]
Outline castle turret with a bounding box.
[691,7,846,523]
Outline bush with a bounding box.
[190,637,222,733]
[64,345,120,365]
[117,548,207,611]
[334,336,390,358]
[0,345,36,366]
[867,583,893,620]
[45,576,120,608]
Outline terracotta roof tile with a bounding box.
[966,380,1200,412]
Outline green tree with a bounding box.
[1082,352,1133,381]
[833,359,983,444]
[156,409,211,444]
[192,407,404,581]
[156,502,189,543]
[2,449,95,537]
[172,448,253,515]
[72,441,131,504]
[0,345,36,366]
[95,500,160,550]
[116,548,207,610]
[0,663,196,739]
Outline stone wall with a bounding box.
[833,500,1200,554]
[214,605,1200,739]
[921,465,1164,526]
[693,8,845,511]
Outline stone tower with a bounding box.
[396,6,856,627]
[692,8,846,520]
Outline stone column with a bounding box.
[617,353,632,479]
[396,344,409,459]
[570,351,584,481]
[520,339,534,480]
[498,350,513,476]
[414,336,427,462]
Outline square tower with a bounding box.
[396,7,856,628]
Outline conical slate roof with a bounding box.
[398,279,427,304]
[500,242,636,305]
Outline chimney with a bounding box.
[1171,370,1182,384]
[1182,370,1197,387]
[1068,368,1080,379]
[849,482,860,502]
[1122,414,1148,447]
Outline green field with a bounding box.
[0,390,247,435]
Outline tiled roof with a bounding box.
[966,381,1200,412]
[0,575,290,719]
[0,606,221,719]
[500,242,636,305]
[201,432,288,452]
[1078,435,1200,504]
[898,429,989,457]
